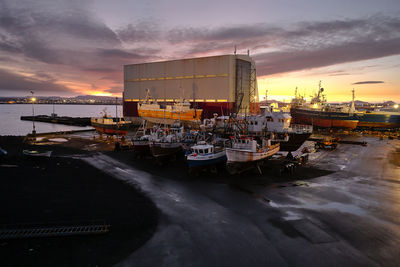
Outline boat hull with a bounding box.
[150,142,182,158]
[357,112,400,128]
[132,140,150,154]
[279,132,312,152]
[91,122,131,136]
[290,107,359,129]
[124,101,235,119]
[186,153,227,168]
[226,144,280,163]
[138,109,202,122]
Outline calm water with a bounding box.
[0,104,122,136]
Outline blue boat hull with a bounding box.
[187,155,227,168]
[357,113,400,128]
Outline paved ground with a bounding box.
[84,136,400,266]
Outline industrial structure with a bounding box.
[123,54,259,122]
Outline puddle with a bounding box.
[283,211,302,221]
[337,165,346,170]
[116,167,129,173]
[317,202,367,216]
[269,199,367,217]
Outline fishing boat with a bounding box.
[91,109,133,136]
[131,121,151,155]
[290,82,359,129]
[150,139,182,158]
[132,135,151,155]
[138,89,203,124]
[246,107,313,152]
[186,143,227,168]
[22,150,52,157]
[181,130,205,151]
[226,136,280,163]
[149,125,183,158]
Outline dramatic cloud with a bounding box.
[161,16,400,75]
[0,0,157,95]
[117,20,161,43]
[0,0,399,96]
[254,37,400,76]
[0,68,72,94]
[352,81,384,85]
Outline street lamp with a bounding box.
[30,91,36,135]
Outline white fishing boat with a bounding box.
[149,125,183,158]
[246,107,313,152]
[132,135,151,154]
[186,142,227,168]
[226,136,279,163]
[132,121,151,155]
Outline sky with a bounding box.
[0,0,399,102]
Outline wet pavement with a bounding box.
[83,136,400,266]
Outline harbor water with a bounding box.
[0,104,122,136]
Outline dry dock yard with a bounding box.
[85,134,400,267]
[1,133,400,266]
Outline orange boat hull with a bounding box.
[138,109,202,122]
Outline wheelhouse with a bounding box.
[191,145,214,155]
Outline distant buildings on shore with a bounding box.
[0,95,122,105]
[1,95,397,111]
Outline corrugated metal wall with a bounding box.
[124,55,238,102]
[123,54,259,117]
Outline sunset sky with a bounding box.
[0,0,399,102]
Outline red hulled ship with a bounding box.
[290,82,359,130]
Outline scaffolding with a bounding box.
[249,66,258,114]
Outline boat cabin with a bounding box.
[245,107,291,134]
[191,144,214,155]
[264,108,291,132]
[232,138,257,151]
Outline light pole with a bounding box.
[30,91,36,135]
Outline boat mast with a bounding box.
[317,80,322,99]
[350,88,356,113]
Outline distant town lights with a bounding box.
[313,103,318,109]
[394,104,399,109]
[31,97,36,102]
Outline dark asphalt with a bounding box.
[84,136,400,267]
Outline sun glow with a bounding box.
[90,91,113,96]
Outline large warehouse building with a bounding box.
[123,54,259,121]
